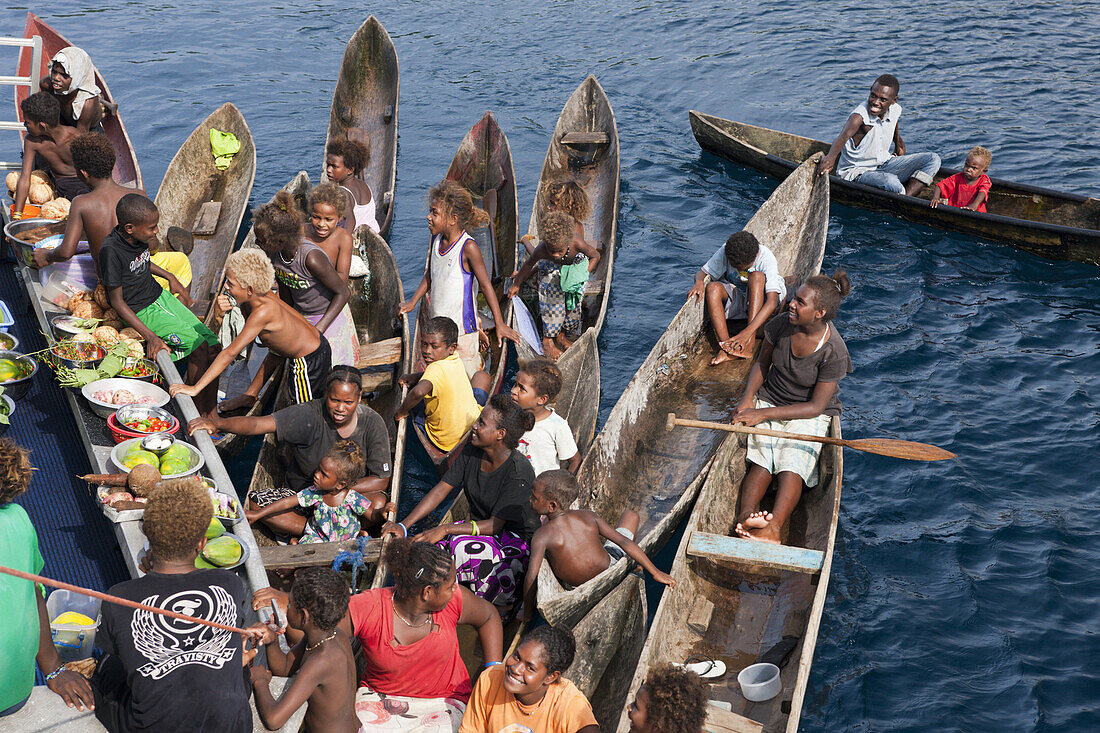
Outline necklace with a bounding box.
[278,250,294,265]
[306,632,336,651]
[515,692,548,716]
[393,605,433,628]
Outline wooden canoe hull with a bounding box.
[154,102,256,326]
[16,12,142,190]
[690,110,1100,264]
[616,417,844,733]
[536,154,830,628]
[324,15,399,238]
[512,76,618,457]
[214,172,311,457]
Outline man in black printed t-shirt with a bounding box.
[91,478,258,732]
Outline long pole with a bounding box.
[0,565,257,637]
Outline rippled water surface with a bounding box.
[4,0,1098,729]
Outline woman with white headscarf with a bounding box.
[41,46,107,132]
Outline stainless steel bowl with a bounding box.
[0,331,19,351]
[115,404,177,434]
[50,341,106,371]
[3,217,67,269]
[0,350,37,401]
[140,432,176,455]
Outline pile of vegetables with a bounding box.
[41,340,132,388]
[119,413,173,433]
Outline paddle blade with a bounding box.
[847,438,956,461]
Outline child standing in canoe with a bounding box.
[326,137,379,234]
[253,191,360,367]
[519,179,592,255]
[731,270,853,544]
[507,210,600,358]
[168,249,331,408]
[511,358,581,475]
[304,181,358,281]
[931,146,993,212]
[687,230,785,364]
[400,180,519,376]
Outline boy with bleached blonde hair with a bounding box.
[169,248,332,410]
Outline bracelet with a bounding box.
[12,211,22,220]
[397,522,407,537]
[45,666,66,683]
[484,661,502,668]
[470,520,479,537]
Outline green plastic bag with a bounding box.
[209,129,240,171]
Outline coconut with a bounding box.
[103,319,125,332]
[4,171,18,193]
[28,181,53,205]
[127,464,162,498]
[119,328,143,341]
[93,326,120,348]
[71,302,103,320]
[94,285,110,310]
[40,198,70,220]
[126,341,144,359]
[65,291,92,313]
[29,170,50,185]
[71,332,96,344]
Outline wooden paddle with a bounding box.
[665,413,956,461]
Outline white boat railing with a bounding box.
[0,33,41,169]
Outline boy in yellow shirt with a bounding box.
[395,316,490,452]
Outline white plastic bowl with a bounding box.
[82,378,169,419]
[738,662,782,702]
[110,436,204,479]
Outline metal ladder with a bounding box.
[0,33,42,171]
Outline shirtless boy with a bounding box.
[688,230,784,364]
[817,74,940,196]
[169,248,331,408]
[250,568,359,733]
[12,92,86,219]
[522,470,674,622]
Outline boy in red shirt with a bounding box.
[931,146,992,212]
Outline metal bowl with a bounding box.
[198,532,250,571]
[140,431,176,455]
[0,331,19,352]
[116,357,160,384]
[3,217,66,269]
[0,350,37,401]
[0,393,15,436]
[81,378,170,419]
[110,436,204,479]
[50,341,106,371]
[116,404,177,434]
[50,314,96,340]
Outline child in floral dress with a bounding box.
[246,440,376,544]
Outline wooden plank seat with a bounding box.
[260,537,382,570]
[355,336,403,369]
[705,705,765,733]
[686,530,824,574]
[560,131,610,145]
[582,279,605,296]
[360,370,393,394]
[191,200,222,236]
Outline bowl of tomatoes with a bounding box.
[107,404,180,444]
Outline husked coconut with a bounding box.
[71,332,96,344]
[40,198,71,220]
[127,464,161,498]
[119,327,143,341]
[93,326,120,347]
[94,284,110,309]
[28,181,54,204]
[71,301,103,320]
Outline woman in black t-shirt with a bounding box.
[382,395,538,613]
[730,270,853,545]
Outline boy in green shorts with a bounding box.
[101,194,220,414]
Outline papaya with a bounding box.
[159,459,188,476]
[205,516,225,540]
[201,536,242,567]
[121,450,159,469]
[162,443,192,465]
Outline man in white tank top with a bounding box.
[817,74,941,197]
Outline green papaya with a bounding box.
[194,556,217,569]
[121,450,159,469]
[205,516,225,540]
[159,459,188,476]
[162,443,191,464]
[201,536,242,567]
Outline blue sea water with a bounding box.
[3,0,1097,729]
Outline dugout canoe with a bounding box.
[616,417,843,733]
[535,154,830,628]
[409,112,517,473]
[16,12,143,189]
[511,75,619,456]
[323,15,399,238]
[212,172,311,457]
[690,110,1100,265]
[154,102,255,327]
[247,229,410,581]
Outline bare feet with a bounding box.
[734,512,782,544]
[554,332,575,352]
[542,337,564,359]
[743,510,772,529]
[218,393,257,415]
[710,348,734,366]
[718,338,753,359]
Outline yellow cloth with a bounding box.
[459,665,598,733]
[209,129,240,170]
[423,353,480,453]
[151,251,192,292]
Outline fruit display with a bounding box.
[119,440,195,477]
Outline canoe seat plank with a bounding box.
[705,705,764,733]
[260,538,381,570]
[687,531,823,574]
[360,370,393,394]
[582,280,604,296]
[191,201,222,236]
[355,337,403,368]
[561,131,609,145]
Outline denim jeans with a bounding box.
[855,152,941,194]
